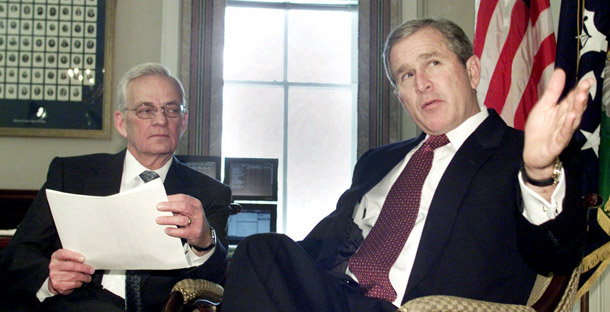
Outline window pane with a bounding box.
[221,85,285,158]
[287,9,353,83]
[224,7,285,81]
[285,87,354,239]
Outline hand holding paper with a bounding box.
[46,179,189,270]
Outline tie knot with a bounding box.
[424,134,449,150]
[139,170,160,183]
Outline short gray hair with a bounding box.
[383,18,473,89]
[116,63,185,111]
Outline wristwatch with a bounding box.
[192,228,216,252]
[520,157,562,187]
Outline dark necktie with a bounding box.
[125,170,160,312]
[349,134,450,302]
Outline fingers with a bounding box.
[156,194,208,244]
[48,249,95,295]
[538,69,567,110]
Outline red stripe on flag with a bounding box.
[474,0,499,58]
[513,34,556,129]
[482,1,528,115]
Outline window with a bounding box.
[222,0,358,239]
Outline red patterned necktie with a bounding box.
[349,134,450,302]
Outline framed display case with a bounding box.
[0,0,115,138]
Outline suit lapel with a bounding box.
[403,111,508,300]
[83,151,125,196]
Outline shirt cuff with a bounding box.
[519,168,566,225]
[184,243,215,266]
[36,278,55,302]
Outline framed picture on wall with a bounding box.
[0,0,115,139]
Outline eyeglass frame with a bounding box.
[124,103,187,119]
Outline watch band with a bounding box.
[520,157,562,187]
[193,228,216,252]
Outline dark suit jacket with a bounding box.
[0,150,232,311]
[299,110,586,306]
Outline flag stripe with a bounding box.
[475,0,556,130]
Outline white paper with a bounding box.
[46,179,189,270]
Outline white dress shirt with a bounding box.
[37,150,214,301]
[347,109,566,307]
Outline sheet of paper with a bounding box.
[46,179,189,270]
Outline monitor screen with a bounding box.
[227,203,277,245]
[224,158,278,201]
[175,155,221,181]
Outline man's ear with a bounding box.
[180,110,189,137]
[466,55,481,89]
[114,111,128,138]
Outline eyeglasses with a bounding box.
[125,103,186,119]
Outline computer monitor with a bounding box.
[175,155,221,181]
[224,157,278,201]
[227,203,277,245]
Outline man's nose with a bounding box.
[151,107,168,125]
[414,71,432,93]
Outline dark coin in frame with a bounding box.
[47,71,55,79]
[34,87,41,96]
[9,37,17,46]
[34,70,41,78]
[10,5,17,13]
[60,55,68,64]
[0,37,3,46]
[49,7,57,17]
[21,71,28,78]
[62,24,69,33]
[60,88,67,97]
[8,69,15,78]
[37,7,44,16]
[21,87,28,96]
[22,38,30,47]
[62,7,69,16]
[35,55,42,63]
[48,39,56,48]
[74,40,82,49]
[60,72,67,80]
[49,24,56,31]
[35,39,43,47]
[74,24,82,33]
[8,54,15,62]
[87,25,95,34]
[87,8,96,18]
[86,56,94,65]
[75,8,82,16]
[47,55,55,63]
[23,6,31,15]
[47,88,54,96]
[0,6,4,14]
[73,56,81,65]
[21,54,29,63]
[23,22,30,31]
[36,22,44,31]
[8,86,15,94]
[0,54,3,62]
[61,39,69,48]
[86,40,94,49]
[73,88,80,97]
[10,21,17,29]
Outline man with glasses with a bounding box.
[0,63,232,312]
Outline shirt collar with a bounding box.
[122,150,173,184]
[438,108,489,150]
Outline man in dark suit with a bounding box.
[221,19,590,312]
[0,63,232,312]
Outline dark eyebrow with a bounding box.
[394,51,444,78]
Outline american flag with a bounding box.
[474,0,556,130]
